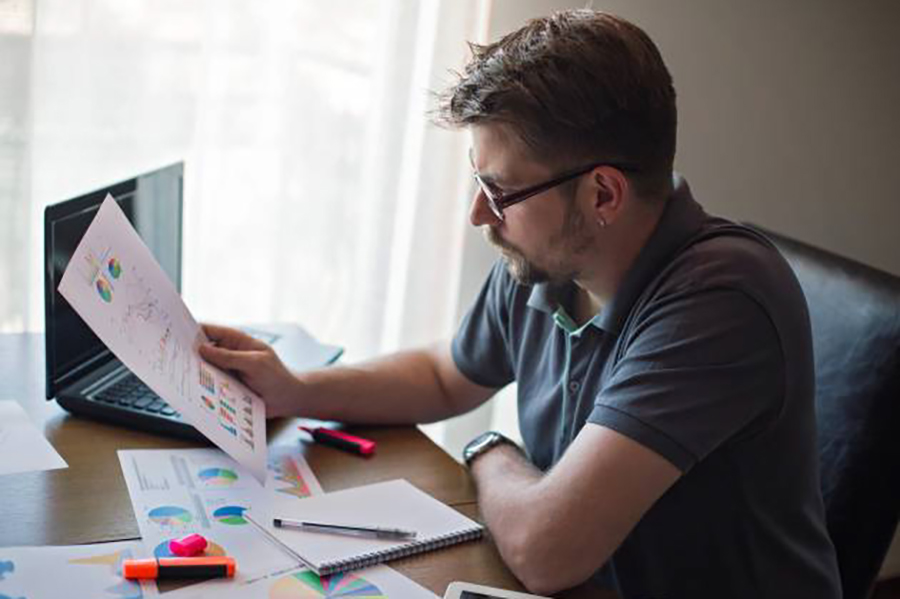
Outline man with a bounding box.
[200,10,841,598]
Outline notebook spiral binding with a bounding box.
[318,526,484,575]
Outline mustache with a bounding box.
[484,226,519,254]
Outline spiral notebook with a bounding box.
[267,479,484,575]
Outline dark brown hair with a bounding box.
[436,10,677,200]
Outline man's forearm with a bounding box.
[292,346,470,425]
[470,445,584,594]
[470,445,546,579]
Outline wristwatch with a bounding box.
[463,431,517,467]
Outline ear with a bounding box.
[589,166,630,228]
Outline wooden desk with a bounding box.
[0,334,610,598]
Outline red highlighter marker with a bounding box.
[299,426,376,457]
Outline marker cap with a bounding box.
[169,533,208,557]
[123,558,158,579]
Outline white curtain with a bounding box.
[1,0,485,370]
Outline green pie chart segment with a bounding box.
[269,570,387,598]
[212,505,247,525]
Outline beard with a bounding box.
[484,201,593,286]
[485,226,552,285]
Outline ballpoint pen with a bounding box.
[273,517,417,540]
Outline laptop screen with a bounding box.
[44,163,183,398]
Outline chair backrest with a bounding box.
[751,225,900,599]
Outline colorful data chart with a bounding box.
[69,548,142,599]
[153,540,226,559]
[239,395,255,450]
[96,277,113,303]
[270,455,312,499]
[269,570,386,599]
[219,401,237,424]
[68,549,126,570]
[199,365,216,394]
[218,390,240,438]
[212,505,247,526]
[0,559,22,599]
[148,505,192,527]
[0,560,14,581]
[198,467,239,487]
[108,257,122,279]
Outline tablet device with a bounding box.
[444,582,552,599]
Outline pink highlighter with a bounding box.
[299,426,376,457]
[168,533,208,557]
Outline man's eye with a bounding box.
[487,183,506,197]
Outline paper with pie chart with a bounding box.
[118,448,323,580]
[58,194,267,482]
[0,541,157,599]
[163,563,437,599]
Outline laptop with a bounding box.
[44,163,342,440]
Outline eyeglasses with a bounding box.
[471,156,637,221]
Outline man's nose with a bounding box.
[469,188,500,227]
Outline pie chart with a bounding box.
[154,539,226,558]
[198,467,239,486]
[108,257,122,279]
[147,506,192,527]
[269,570,387,598]
[212,505,247,525]
[95,277,113,303]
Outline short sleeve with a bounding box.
[588,287,784,472]
[451,262,516,388]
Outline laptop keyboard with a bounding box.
[93,374,180,418]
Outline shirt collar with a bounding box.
[526,173,707,335]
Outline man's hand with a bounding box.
[198,323,302,418]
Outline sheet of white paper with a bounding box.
[0,541,157,599]
[118,447,323,580]
[58,195,267,482]
[268,479,483,569]
[0,400,67,476]
[164,564,438,599]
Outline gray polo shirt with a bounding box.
[452,177,841,598]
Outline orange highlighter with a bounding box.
[123,557,236,580]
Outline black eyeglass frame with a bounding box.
[471,159,638,221]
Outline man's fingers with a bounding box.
[199,342,243,370]
[202,323,240,344]
[201,323,267,351]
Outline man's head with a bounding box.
[439,10,676,200]
[436,11,677,287]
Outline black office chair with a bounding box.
[751,225,900,599]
